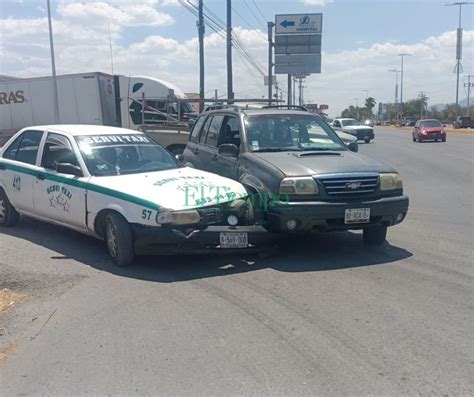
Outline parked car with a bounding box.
[0,125,271,266]
[332,118,375,143]
[182,107,409,245]
[405,120,416,127]
[412,119,446,142]
[453,116,472,129]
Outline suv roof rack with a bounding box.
[261,105,309,112]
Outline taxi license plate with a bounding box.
[220,232,248,248]
[345,208,370,224]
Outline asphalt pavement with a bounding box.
[0,127,472,395]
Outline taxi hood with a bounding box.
[89,167,248,211]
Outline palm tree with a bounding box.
[365,97,376,116]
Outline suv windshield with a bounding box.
[420,120,442,128]
[341,119,359,126]
[244,114,346,152]
[76,134,177,176]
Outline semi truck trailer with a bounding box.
[0,72,196,152]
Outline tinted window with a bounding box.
[41,133,79,170]
[205,115,224,147]
[15,130,43,165]
[189,116,207,143]
[2,135,23,160]
[333,120,340,128]
[199,116,213,144]
[420,120,442,128]
[219,116,241,147]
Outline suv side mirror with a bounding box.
[348,142,359,153]
[56,162,83,177]
[218,143,239,158]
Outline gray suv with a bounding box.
[182,106,408,245]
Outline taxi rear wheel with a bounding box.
[104,212,134,266]
[363,225,387,245]
[0,189,20,227]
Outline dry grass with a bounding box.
[0,288,28,314]
[0,343,17,367]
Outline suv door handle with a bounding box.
[36,173,46,180]
[193,148,199,155]
[211,154,218,162]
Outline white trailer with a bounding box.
[0,73,196,152]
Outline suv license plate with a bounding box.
[345,208,370,224]
[220,232,248,248]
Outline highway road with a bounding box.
[0,127,472,395]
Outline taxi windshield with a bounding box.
[76,134,178,176]
[341,119,359,126]
[244,114,346,152]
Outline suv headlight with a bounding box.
[156,210,201,225]
[380,173,403,191]
[279,177,319,195]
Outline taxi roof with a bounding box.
[31,125,143,137]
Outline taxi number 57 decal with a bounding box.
[142,209,153,220]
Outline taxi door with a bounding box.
[33,132,88,230]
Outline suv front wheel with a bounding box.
[363,225,387,245]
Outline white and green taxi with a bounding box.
[0,125,269,266]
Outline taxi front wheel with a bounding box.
[0,189,20,227]
[104,212,134,266]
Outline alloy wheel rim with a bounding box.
[0,198,6,221]
[106,222,118,258]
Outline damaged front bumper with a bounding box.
[131,224,276,255]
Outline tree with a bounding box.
[365,97,376,116]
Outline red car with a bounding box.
[412,119,446,142]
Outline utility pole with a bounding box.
[293,77,296,105]
[198,0,205,112]
[226,0,234,104]
[445,2,472,114]
[298,78,303,106]
[214,89,218,105]
[465,74,473,116]
[267,21,274,105]
[47,0,60,123]
[398,53,411,116]
[287,74,292,106]
[418,91,427,118]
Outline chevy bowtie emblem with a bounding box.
[345,181,361,190]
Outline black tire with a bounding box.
[442,137,446,142]
[363,225,387,246]
[412,135,416,142]
[0,189,20,227]
[104,212,134,266]
[364,138,370,144]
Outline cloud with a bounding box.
[0,1,472,117]
[303,0,334,6]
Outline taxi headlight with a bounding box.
[380,173,403,191]
[156,210,201,225]
[279,177,319,195]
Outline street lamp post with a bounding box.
[389,69,400,121]
[445,2,473,114]
[47,0,60,123]
[398,53,411,117]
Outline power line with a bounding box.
[251,0,267,26]
[242,0,266,30]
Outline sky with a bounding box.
[1,0,473,116]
